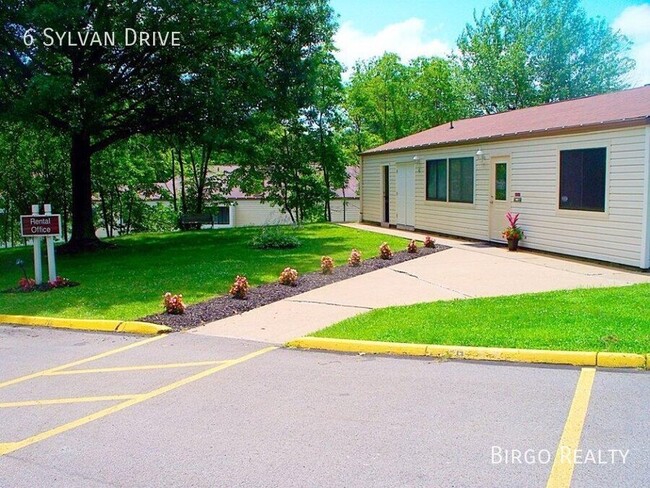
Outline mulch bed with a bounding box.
[142,244,449,331]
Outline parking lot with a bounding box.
[1,325,648,487]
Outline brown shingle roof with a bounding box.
[363,86,650,155]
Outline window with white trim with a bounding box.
[426,157,474,203]
[559,148,606,212]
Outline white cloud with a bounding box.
[613,4,650,86]
[334,18,451,74]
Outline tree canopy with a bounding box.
[456,0,636,114]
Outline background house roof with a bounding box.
[363,85,650,155]
[153,165,359,201]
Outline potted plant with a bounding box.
[502,212,525,251]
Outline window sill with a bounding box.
[424,200,476,209]
[555,209,609,220]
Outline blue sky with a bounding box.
[329,0,650,86]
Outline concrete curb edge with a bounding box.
[0,314,171,335]
[286,337,648,370]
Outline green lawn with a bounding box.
[312,285,650,354]
[0,224,408,320]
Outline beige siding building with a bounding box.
[361,86,650,269]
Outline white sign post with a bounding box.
[31,204,43,285]
[44,204,57,282]
[20,204,61,285]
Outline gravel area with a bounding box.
[143,244,448,331]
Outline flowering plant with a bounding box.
[18,277,36,291]
[278,267,298,286]
[423,236,435,248]
[321,256,334,274]
[229,275,250,299]
[379,242,393,260]
[163,292,186,314]
[50,276,71,288]
[407,240,418,253]
[502,212,525,240]
[348,249,362,267]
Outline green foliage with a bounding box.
[312,284,650,354]
[1,0,341,246]
[456,0,635,113]
[249,225,302,249]
[0,122,70,246]
[345,53,469,146]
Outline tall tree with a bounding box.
[0,0,337,251]
[345,54,468,146]
[456,0,636,114]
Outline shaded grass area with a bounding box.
[0,224,408,320]
[312,284,650,353]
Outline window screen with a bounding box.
[559,148,606,212]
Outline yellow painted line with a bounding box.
[288,337,428,356]
[0,346,276,457]
[0,395,140,408]
[287,337,598,366]
[0,335,166,390]
[546,368,596,488]
[0,314,171,335]
[45,360,229,376]
[596,352,646,369]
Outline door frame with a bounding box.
[382,164,390,224]
[488,156,512,241]
[396,162,416,229]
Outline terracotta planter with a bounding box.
[507,238,519,251]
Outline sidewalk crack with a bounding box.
[286,299,373,310]
[389,269,474,298]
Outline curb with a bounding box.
[286,337,648,370]
[0,314,171,335]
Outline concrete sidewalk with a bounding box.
[190,224,649,344]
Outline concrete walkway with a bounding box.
[190,223,649,344]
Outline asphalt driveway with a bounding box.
[1,326,647,488]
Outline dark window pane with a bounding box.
[215,206,230,224]
[559,148,606,212]
[449,157,474,203]
[426,159,447,201]
[495,162,507,201]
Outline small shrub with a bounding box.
[348,249,362,267]
[163,292,186,314]
[50,276,72,288]
[321,256,334,274]
[379,242,393,260]
[278,267,298,286]
[18,277,36,292]
[423,236,435,248]
[249,226,301,249]
[407,240,418,253]
[229,275,250,299]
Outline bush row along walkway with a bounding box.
[191,224,650,344]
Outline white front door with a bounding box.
[489,158,511,241]
[396,164,415,228]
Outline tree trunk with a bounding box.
[59,132,103,253]
[171,149,178,212]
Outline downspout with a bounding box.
[359,155,363,223]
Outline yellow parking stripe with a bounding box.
[45,360,229,376]
[546,368,596,488]
[0,346,277,457]
[0,395,140,408]
[0,335,166,390]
